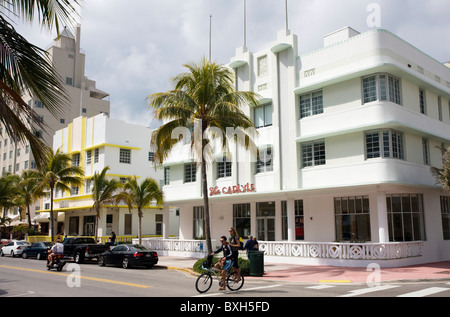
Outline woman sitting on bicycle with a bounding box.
[211,236,233,291]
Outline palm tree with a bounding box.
[0,0,81,167]
[37,148,84,241]
[117,176,164,244]
[91,166,122,242]
[16,170,44,227]
[147,59,260,254]
[431,146,450,195]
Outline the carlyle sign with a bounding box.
[209,183,256,196]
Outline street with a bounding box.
[1,256,450,299]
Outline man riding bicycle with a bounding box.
[211,236,233,291]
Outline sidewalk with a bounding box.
[158,256,450,284]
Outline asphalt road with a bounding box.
[1,255,450,302]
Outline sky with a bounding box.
[10,0,450,129]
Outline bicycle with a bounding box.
[195,255,244,293]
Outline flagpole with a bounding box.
[285,0,289,31]
[209,14,212,61]
[244,0,247,47]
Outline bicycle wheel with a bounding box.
[195,273,213,293]
[227,273,244,291]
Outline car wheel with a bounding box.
[98,256,105,267]
[75,252,83,264]
[0,250,4,257]
[122,258,130,269]
[11,251,15,258]
[22,252,28,259]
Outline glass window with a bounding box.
[300,90,323,119]
[184,163,197,183]
[335,196,371,241]
[164,167,170,185]
[119,149,131,164]
[365,130,404,160]
[254,103,273,128]
[94,148,99,163]
[193,206,205,239]
[72,153,80,166]
[362,74,401,105]
[301,140,325,168]
[256,147,273,174]
[233,203,251,239]
[419,89,426,114]
[217,157,232,179]
[387,194,426,241]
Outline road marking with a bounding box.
[319,280,351,283]
[339,284,399,297]
[193,284,282,297]
[306,284,335,289]
[397,287,449,297]
[0,265,152,289]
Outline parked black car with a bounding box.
[22,242,55,260]
[63,237,110,263]
[98,244,158,269]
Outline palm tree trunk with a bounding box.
[26,204,32,228]
[201,159,212,255]
[138,209,142,245]
[50,186,54,242]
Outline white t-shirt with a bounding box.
[51,243,64,254]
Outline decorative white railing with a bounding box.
[137,238,423,261]
[138,238,208,253]
[258,241,424,260]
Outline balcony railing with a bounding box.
[258,241,423,260]
[138,238,423,261]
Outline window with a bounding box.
[184,163,197,183]
[72,153,80,166]
[419,89,426,114]
[124,214,132,235]
[282,200,305,240]
[438,97,443,121]
[335,196,371,241]
[82,108,87,114]
[71,186,79,195]
[441,196,450,240]
[86,150,92,165]
[254,103,273,128]
[422,138,430,166]
[233,203,251,239]
[66,77,73,85]
[362,74,401,105]
[148,152,155,162]
[34,100,44,108]
[301,140,325,168]
[257,55,268,77]
[217,157,232,179]
[256,147,273,174]
[365,130,404,160]
[94,148,99,163]
[164,167,170,185]
[300,90,323,118]
[60,118,65,124]
[387,194,426,241]
[119,148,131,164]
[193,206,205,239]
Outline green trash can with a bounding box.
[249,251,264,276]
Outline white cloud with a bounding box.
[11,0,450,128]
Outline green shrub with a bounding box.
[193,256,250,276]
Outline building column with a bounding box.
[286,198,296,241]
[96,208,107,242]
[162,204,170,239]
[376,191,389,243]
[250,201,257,238]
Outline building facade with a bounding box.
[0,25,110,226]
[161,27,450,266]
[37,113,177,240]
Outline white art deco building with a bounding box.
[159,27,450,267]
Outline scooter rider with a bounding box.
[48,237,64,266]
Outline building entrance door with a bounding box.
[256,202,276,241]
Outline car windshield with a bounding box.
[17,242,28,245]
[43,242,54,247]
[129,245,150,252]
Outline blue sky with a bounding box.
[11,0,450,128]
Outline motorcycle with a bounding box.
[47,252,66,272]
